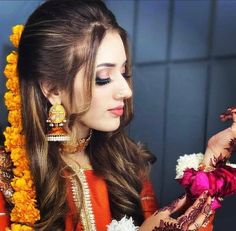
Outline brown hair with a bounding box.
[18,0,155,229]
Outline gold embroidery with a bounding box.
[66,158,96,231]
[141,196,155,201]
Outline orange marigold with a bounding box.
[6,52,18,64]
[10,25,24,48]
[4,24,40,229]
[6,78,20,95]
[4,63,18,79]
[9,224,33,231]
[4,127,24,151]
[4,91,21,111]
[8,110,22,128]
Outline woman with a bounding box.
[0,0,215,230]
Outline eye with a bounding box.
[95,76,111,86]
[95,69,112,86]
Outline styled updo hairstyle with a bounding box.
[18,0,155,229]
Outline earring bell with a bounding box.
[46,103,70,142]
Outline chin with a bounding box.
[95,121,120,132]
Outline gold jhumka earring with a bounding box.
[46,103,70,141]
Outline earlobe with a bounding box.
[39,80,62,105]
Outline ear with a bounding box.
[39,80,62,105]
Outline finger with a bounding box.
[202,212,215,228]
[182,191,208,217]
[177,191,208,230]
[158,194,187,215]
[188,196,213,230]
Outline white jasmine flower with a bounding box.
[176,153,236,179]
[176,153,204,179]
[226,163,236,168]
[107,216,139,231]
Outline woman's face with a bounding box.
[71,31,132,132]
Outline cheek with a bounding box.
[80,88,107,123]
[79,88,121,131]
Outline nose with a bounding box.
[114,75,132,100]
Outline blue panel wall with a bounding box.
[170,0,210,59]
[135,0,169,63]
[213,1,236,56]
[105,0,135,40]
[131,65,167,198]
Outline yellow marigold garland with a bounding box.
[3,25,40,230]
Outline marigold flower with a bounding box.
[4,127,24,151]
[10,224,33,231]
[11,176,33,192]
[6,78,20,95]
[4,91,21,111]
[8,110,22,128]
[6,52,18,64]
[4,24,40,229]
[4,63,18,79]
[10,25,24,48]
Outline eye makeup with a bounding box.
[95,62,131,86]
[95,76,111,86]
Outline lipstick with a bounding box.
[108,106,124,116]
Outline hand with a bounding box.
[202,107,236,168]
[139,191,213,231]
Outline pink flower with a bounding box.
[211,198,221,210]
[190,171,209,196]
[178,165,236,210]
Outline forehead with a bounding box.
[95,31,126,65]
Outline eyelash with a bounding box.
[95,77,111,86]
[95,73,131,86]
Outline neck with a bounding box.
[61,121,92,156]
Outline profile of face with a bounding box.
[64,31,132,132]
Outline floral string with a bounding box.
[3,25,40,231]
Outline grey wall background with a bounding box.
[1,0,236,230]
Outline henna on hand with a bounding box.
[201,204,213,228]
[152,220,182,231]
[155,194,186,214]
[177,193,208,230]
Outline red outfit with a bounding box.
[0,192,9,231]
[0,170,213,231]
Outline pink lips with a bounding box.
[108,105,124,116]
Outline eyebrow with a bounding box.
[96,60,127,68]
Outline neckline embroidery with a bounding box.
[65,158,96,231]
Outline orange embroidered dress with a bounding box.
[0,170,213,231]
